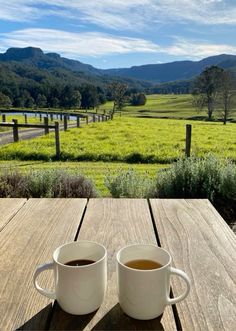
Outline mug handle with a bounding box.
[166,267,191,305]
[33,262,56,300]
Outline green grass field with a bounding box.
[100,94,236,120]
[0,117,235,163]
[1,94,235,195]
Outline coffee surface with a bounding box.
[125,259,162,270]
[65,259,95,266]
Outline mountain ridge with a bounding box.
[0,47,236,87]
[104,54,236,83]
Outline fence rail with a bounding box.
[0,120,60,160]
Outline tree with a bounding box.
[131,93,147,106]
[36,94,47,108]
[80,84,99,109]
[108,82,127,118]
[219,70,235,125]
[61,85,81,109]
[192,66,224,120]
[0,92,12,108]
[25,96,35,108]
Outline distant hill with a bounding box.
[105,54,236,83]
[0,47,235,98]
[0,47,151,91]
[0,47,101,76]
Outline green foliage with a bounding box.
[130,93,147,106]
[61,85,81,109]
[80,84,99,109]
[0,169,97,198]
[104,156,236,202]
[154,155,236,201]
[192,66,226,120]
[0,92,12,108]
[105,169,154,198]
[108,82,128,115]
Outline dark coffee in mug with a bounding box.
[65,259,95,266]
[125,259,162,270]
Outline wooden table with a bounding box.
[0,198,236,331]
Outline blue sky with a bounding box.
[0,0,236,69]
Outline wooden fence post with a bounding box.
[2,114,6,122]
[93,115,96,122]
[40,113,42,122]
[55,121,60,160]
[13,119,19,142]
[44,117,49,134]
[76,116,80,128]
[50,113,53,121]
[185,124,192,157]
[86,116,88,125]
[60,113,63,121]
[24,114,27,124]
[64,115,68,131]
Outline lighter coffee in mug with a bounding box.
[33,241,107,315]
[117,244,191,320]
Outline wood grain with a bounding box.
[0,198,26,231]
[49,198,177,331]
[150,199,236,331]
[0,198,87,331]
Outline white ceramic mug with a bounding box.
[33,241,107,315]
[117,244,190,320]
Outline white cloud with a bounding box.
[1,28,235,61]
[0,0,235,29]
[162,37,236,58]
[0,29,160,57]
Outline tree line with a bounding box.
[0,83,107,110]
[0,79,147,112]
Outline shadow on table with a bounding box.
[92,304,164,330]
[47,302,97,330]
[16,302,164,330]
[16,304,53,330]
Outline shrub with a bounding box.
[0,169,97,198]
[0,170,28,197]
[104,156,236,204]
[154,155,236,202]
[51,171,97,198]
[105,169,154,198]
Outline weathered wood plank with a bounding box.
[0,198,87,331]
[150,199,236,331]
[0,198,26,231]
[49,198,177,330]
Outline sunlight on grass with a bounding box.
[0,117,235,163]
